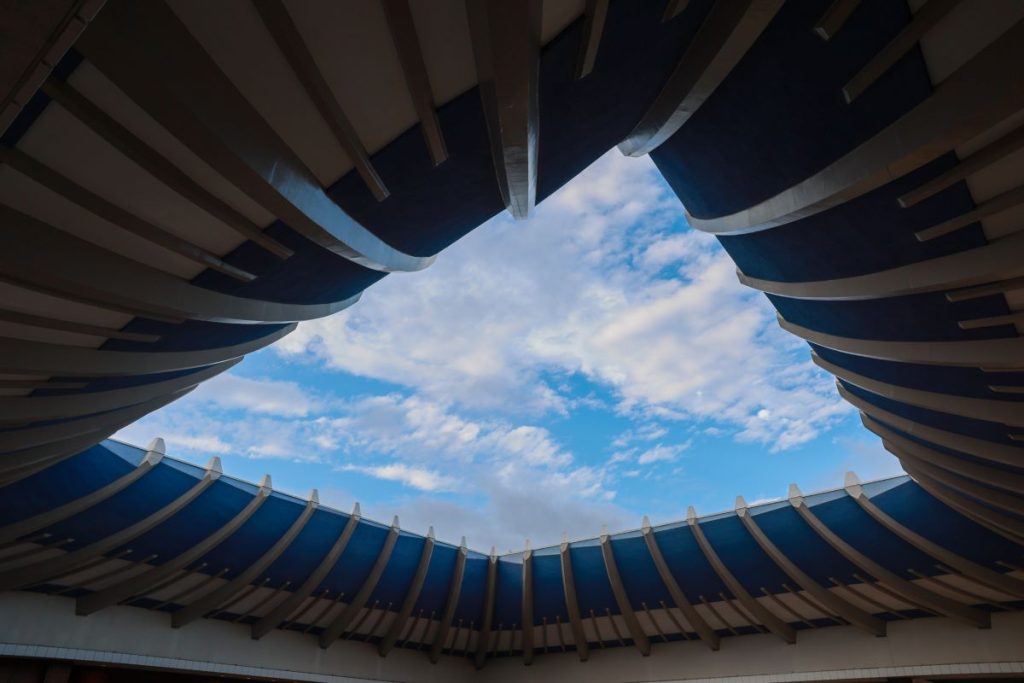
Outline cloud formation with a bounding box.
[117,151,860,549]
[278,151,849,449]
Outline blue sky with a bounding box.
[115,151,902,552]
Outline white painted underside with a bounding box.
[1,592,1022,683]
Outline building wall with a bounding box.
[1,592,1021,683]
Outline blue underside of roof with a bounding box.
[816,346,1024,400]
[842,382,1020,447]
[4,440,1024,636]
[327,0,717,258]
[651,0,927,218]
[2,0,1022,652]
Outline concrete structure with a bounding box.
[0,0,1022,681]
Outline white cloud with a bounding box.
[338,463,459,492]
[114,400,329,464]
[160,433,233,454]
[278,151,849,450]
[117,381,628,548]
[190,373,321,417]
[114,150,861,548]
[636,442,691,465]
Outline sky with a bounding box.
[114,151,903,553]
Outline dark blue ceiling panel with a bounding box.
[493,556,524,626]
[648,525,727,602]
[319,519,390,596]
[0,442,132,526]
[699,515,792,596]
[841,382,1021,447]
[32,367,212,397]
[414,543,458,616]
[454,554,488,626]
[609,534,667,610]
[715,155,983,282]
[194,494,306,582]
[652,0,928,218]
[193,219,385,306]
[103,320,291,354]
[262,508,350,589]
[533,0,714,203]
[751,504,861,586]
[369,533,427,608]
[870,480,1024,571]
[122,480,253,566]
[809,495,947,579]
[567,543,616,616]
[816,346,1024,401]
[36,461,198,552]
[530,550,567,623]
[887,425,1024,478]
[326,0,715,258]
[770,293,1013,343]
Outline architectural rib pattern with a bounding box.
[0,0,1022,676]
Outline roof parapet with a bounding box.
[143,437,165,465]
[204,456,223,480]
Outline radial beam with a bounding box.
[473,547,498,669]
[0,439,163,544]
[0,206,359,326]
[380,527,435,656]
[1,148,255,282]
[917,182,1024,242]
[77,475,273,615]
[0,308,158,344]
[0,397,180,457]
[0,325,294,379]
[41,78,292,259]
[641,517,719,649]
[522,542,535,665]
[788,483,989,628]
[885,440,1024,518]
[251,503,361,640]
[0,392,175,468]
[686,22,1024,235]
[251,0,388,200]
[662,0,690,22]
[0,0,104,138]
[466,0,541,219]
[599,532,651,655]
[0,360,237,426]
[575,0,609,80]
[734,498,885,635]
[737,229,1024,301]
[835,382,1023,469]
[899,123,1024,208]
[781,316,1024,369]
[0,408,185,488]
[75,0,432,272]
[172,490,318,628]
[814,352,1024,427]
[429,538,467,663]
[947,276,1024,304]
[896,458,1024,544]
[320,517,401,647]
[844,472,1024,598]
[861,415,1024,498]
[619,0,784,157]
[842,0,964,103]
[383,0,447,166]
[0,457,222,592]
[559,538,589,661]
[814,0,860,40]
[687,507,796,643]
